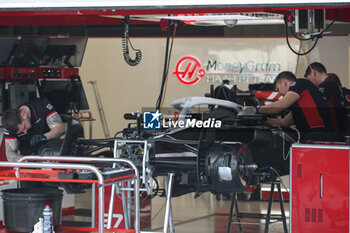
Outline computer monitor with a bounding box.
[39,79,89,114]
[8,84,37,109]
[0,37,17,66]
[41,37,88,67]
[11,37,49,67]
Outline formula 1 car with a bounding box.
[38,84,296,197]
[116,84,296,197]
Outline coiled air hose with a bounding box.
[122,16,142,66]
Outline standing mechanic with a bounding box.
[253,71,333,142]
[1,98,65,162]
[304,62,347,134]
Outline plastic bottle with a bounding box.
[43,205,53,233]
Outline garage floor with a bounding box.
[151,192,289,233]
[71,189,290,233]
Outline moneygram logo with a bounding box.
[143,110,221,129]
[173,56,282,85]
[172,56,206,86]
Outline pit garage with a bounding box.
[0,1,349,233]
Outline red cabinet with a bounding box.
[291,144,350,233]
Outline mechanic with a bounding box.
[253,71,333,142]
[304,62,347,135]
[1,98,66,162]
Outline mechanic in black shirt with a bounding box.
[2,98,66,162]
[304,62,347,135]
[253,71,333,142]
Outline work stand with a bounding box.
[0,156,140,233]
[139,173,175,233]
[113,139,178,233]
[163,173,175,233]
[226,180,288,233]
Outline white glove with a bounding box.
[238,106,256,116]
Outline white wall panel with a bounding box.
[80,37,301,138]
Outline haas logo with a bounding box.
[173,56,206,86]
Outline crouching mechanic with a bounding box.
[253,71,334,142]
[1,98,66,162]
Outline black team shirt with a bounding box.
[319,78,347,132]
[4,98,57,155]
[288,79,332,136]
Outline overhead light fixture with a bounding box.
[102,13,285,26]
[158,13,285,27]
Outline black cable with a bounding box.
[194,113,206,197]
[285,18,320,56]
[159,26,177,109]
[290,9,346,41]
[113,130,123,138]
[320,9,346,33]
[289,24,316,41]
[151,176,160,198]
[156,19,172,110]
[285,9,346,55]
[122,16,142,66]
[286,15,318,42]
